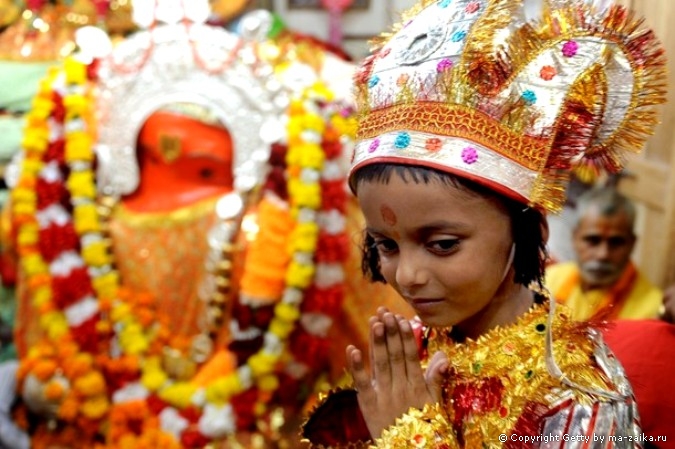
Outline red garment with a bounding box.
[603,320,675,448]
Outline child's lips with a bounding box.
[407,297,445,311]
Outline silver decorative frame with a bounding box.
[94,23,283,197]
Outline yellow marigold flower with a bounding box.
[309,82,334,101]
[65,131,95,162]
[74,371,107,396]
[287,115,303,138]
[92,271,119,299]
[41,312,69,340]
[268,317,295,339]
[17,224,39,246]
[287,180,321,210]
[274,302,301,323]
[33,286,52,308]
[257,374,279,392]
[12,203,37,217]
[21,156,43,173]
[10,187,36,206]
[31,96,54,120]
[121,335,149,356]
[253,402,266,416]
[159,382,197,409]
[21,254,48,276]
[301,113,326,134]
[67,170,97,199]
[81,395,110,420]
[332,115,357,138]
[110,302,131,322]
[205,374,243,405]
[64,94,89,118]
[287,143,325,170]
[73,203,101,234]
[64,57,87,85]
[248,352,278,377]
[119,323,149,355]
[21,128,49,153]
[289,222,319,253]
[285,261,315,289]
[141,368,168,391]
[81,240,111,267]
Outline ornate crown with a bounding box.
[349,0,667,211]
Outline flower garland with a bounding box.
[12,54,356,447]
[12,56,115,446]
[125,81,355,445]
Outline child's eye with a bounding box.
[427,239,459,255]
[373,239,399,255]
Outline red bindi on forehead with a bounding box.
[380,204,397,226]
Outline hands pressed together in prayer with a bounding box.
[346,307,449,439]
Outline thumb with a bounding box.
[424,350,448,402]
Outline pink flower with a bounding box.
[462,146,479,164]
[368,139,380,153]
[562,40,579,57]
[465,1,480,14]
[436,58,454,73]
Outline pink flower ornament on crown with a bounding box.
[349,0,667,212]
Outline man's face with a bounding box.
[572,206,636,290]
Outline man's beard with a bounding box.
[579,260,622,288]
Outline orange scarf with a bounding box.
[555,262,637,321]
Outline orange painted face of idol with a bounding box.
[357,173,516,329]
[572,207,635,290]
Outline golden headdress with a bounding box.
[349,0,667,212]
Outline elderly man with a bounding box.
[545,186,662,321]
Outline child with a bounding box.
[302,0,666,446]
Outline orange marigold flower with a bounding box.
[540,65,557,81]
[73,371,106,396]
[425,137,443,152]
[33,360,58,381]
[58,395,80,421]
[81,395,110,420]
[63,353,94,379]
[136,308,155,328]
[44,380,66,400]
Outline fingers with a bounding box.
[398,317,425,380]
[346,345,375,401]
[371,319,392,389]
[425,350,449,402]
[368,315,378,374]
[383,313,407,383]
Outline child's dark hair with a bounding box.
[354,164,548,288]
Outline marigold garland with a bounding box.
[12,55,356,447]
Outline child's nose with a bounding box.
[395,251,428,289]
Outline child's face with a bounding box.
[357,173,515,328]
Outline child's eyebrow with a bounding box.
[366,221,471,236]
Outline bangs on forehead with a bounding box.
[352,163,497,200]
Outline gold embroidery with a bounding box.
[357,104,550,170]
[421,303,613,444]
